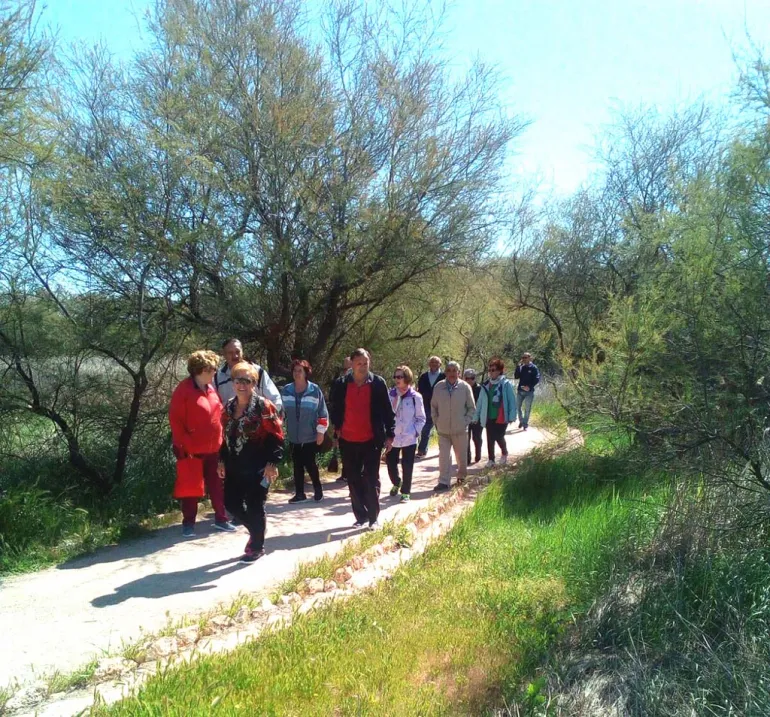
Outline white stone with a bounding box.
[5,682,47,713]
[260,597,274,611]
[145,636,178,661]
[93,656,133,681]
[175,626,200,646]
[324,580,338,592]
[304,577,325,595]
[234,606,249,624]
[209,615,234,630]
[279,592,301,605]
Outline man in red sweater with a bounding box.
[329,349,395,530]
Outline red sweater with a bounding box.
[340,381,374,443]
[168,378,224,456]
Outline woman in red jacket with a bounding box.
[168,350,235,537]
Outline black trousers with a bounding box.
[467,423,483,463]
[292,442,322,498]
[224,472,268,551]
[340,439,382,525]
[486,420,508,460]
[386,443,417,495]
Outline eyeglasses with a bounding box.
[393,374,405,380]
[233,377,253,385]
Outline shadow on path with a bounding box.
[91,558,248,607]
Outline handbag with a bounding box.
[317,431,334,454]
[173,457,205,499]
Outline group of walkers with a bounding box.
[168,339,540,563]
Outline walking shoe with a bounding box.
[314,491,324,502]
[484,459,495,468]
[288,494,308,504]
[240,548,265,563]
[416,451,427,459]
[352,521,366,529]
[400,493,410,503]
[499,455,508,465]
[522,425,528,431]
[389,484,400,497]
[518,421,523,428]
[336,475,347,483]
[214,520,236,532]
[182,524,195,538]
[432,483,449,493]
[368,521,381,531]
[244,537,253,553]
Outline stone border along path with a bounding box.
[2,425,569,716]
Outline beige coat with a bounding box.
[430,379,476,435]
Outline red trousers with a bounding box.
[180,453,226,525]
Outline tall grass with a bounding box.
[97,438,664,716]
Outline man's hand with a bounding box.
[316,432,325,446]
[384,437,394,454]
[264,463,279,483]
[521,386,530,392]
[217,461,225,479]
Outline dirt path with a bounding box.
[0,426,549,690]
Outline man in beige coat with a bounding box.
[430,361,476,492]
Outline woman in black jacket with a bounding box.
[218,361,284,563]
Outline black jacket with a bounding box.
[417,371,446,409]
[329,372,395,448]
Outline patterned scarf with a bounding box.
[223,390,284,455]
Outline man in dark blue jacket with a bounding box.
[513,352,540,430]
[416,356,445,457]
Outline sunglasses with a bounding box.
[233,377,253,385]
[393,374,405,380]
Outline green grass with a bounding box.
[46,659,99,695]
[97,439,663,716]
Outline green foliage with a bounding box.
[98,442,660,716]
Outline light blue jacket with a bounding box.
[281,382,329,445]
[473,376,517,424]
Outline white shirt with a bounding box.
[214,363,283,411]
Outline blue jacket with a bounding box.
[281,382,329,445]
[474,376,517,424]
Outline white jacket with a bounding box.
[214,363,283,411]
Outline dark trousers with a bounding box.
[386,444,417,495]
[418,409,433,454]
[180,453,226,525]
[467,423,483,463]
[292,442,322,498]
[340,439,382,525]
[224,472,268,551]
[486,420,508,460]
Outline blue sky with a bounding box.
[44,0,770,196]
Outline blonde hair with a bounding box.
[230,361,259,383]
[395,365,414,385]
[187,350,220,377]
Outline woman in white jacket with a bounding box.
[386,365,427,502]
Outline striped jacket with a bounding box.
[281,381,329,445]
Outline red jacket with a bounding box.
[168,378,224,456]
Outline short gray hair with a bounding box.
[445,361,461,372]
[463,368,476,378]
[428,355,442,364]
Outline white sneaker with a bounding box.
[499,455,508,465]
[484,459,495,468]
